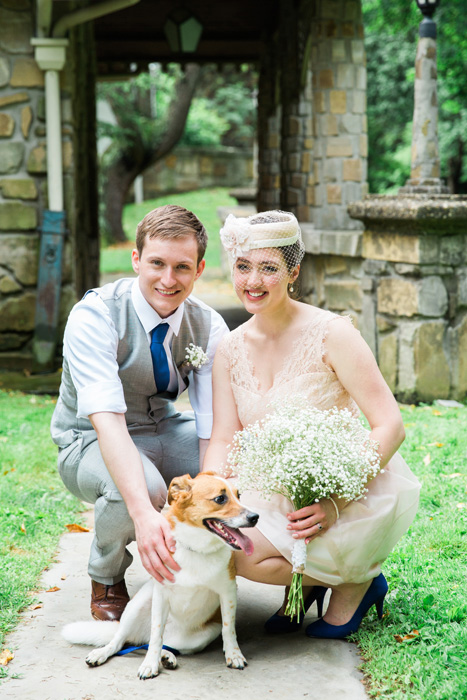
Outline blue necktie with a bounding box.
[150,323,170,393]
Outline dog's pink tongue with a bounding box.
[225,526,254,556]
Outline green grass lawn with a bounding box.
[0,391,84,677]
[0,394,466,696]
[356,404,467,699]
[101,187,238,275]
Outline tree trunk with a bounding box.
[102,154,141,243]
[102,64,201,244]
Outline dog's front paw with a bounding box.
[137,657,160,680]
[225,647,247,670]
[86,648,110,667]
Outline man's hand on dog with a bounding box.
[134,510,180,583]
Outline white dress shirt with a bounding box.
[63,278,229,439]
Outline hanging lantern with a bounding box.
[163,8,203,54]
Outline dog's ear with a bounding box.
[168,474,193,505]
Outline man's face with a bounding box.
[132,235,205,318]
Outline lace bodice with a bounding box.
[219,308,359,427]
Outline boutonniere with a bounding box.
[184,343,208,369]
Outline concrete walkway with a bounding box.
[2,516,369,700]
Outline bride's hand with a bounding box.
[286,500,338,544]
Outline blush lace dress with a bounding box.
[219,308,420,585]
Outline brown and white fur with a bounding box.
[62,472,258,679]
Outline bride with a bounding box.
[202,210,420,639]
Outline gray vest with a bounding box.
[51,278,211,451]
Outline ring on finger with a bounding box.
[316,523,323,531]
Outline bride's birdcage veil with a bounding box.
[219,210,305,288]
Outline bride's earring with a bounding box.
[289,282,294,293]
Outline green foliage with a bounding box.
[97,63,256,156]
[179,98,230,147]
[363,0,467,193]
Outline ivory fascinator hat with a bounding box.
[220,210,305,280]
[220,210,302,254]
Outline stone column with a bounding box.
[0,6,96,372]
[400,9,448,194]
[257,51,281,212]
[309,0,368,230]
[280,67,314,222]
[348,195,467,402]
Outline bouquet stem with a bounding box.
[284,571,305,621]
[286,539,307,620]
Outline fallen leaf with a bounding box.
[65,523,90,533]
[427,442,444,448]
[61,575,66,581]
[46,586,60,593]
[394,630,419,643]
[432,410,442,416]
[423,454,431,466]
[20,522,26,534]
[0,648,14,665]
[31,604,43,610]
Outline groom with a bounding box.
[51,205,228,621]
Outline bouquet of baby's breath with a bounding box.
[226,402,382,620]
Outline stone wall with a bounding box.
[0,2,49,368]
[0,3,96,371]
[310,0,368,230]
[298,195,467,402]
[256,0,367,227]
[141,146,254,200]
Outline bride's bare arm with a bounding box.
[202,348,243,473]
[324,317,405,467]
[288,317,405,542]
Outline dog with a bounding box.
[62,472,259,679]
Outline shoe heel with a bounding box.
[316,592,325,618]
[375,594,385,620]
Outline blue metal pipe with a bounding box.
[32,209,67,370]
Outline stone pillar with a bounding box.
[399,9,448,195]
[349,195,467,402]
[280,68,314,222]
[257,51,281,212]
[0,4,45,369]
[0,6,97,372]
[309,0,367,230]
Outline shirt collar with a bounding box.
[131,278,184,336]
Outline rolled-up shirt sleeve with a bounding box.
[63,295,127,418]
[188,308,229,439]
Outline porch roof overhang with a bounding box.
[78,0,279,74]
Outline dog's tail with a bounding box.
[62,621,119,647]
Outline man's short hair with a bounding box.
[136,205,208,264]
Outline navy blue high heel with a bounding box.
[305,573,388,639]
[264,586,328,634]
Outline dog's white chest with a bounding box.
[172,546,232,589]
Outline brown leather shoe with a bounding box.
[90,579,129,621]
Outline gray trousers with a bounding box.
[58,412,199,585]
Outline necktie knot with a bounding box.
[151,323,169,344]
